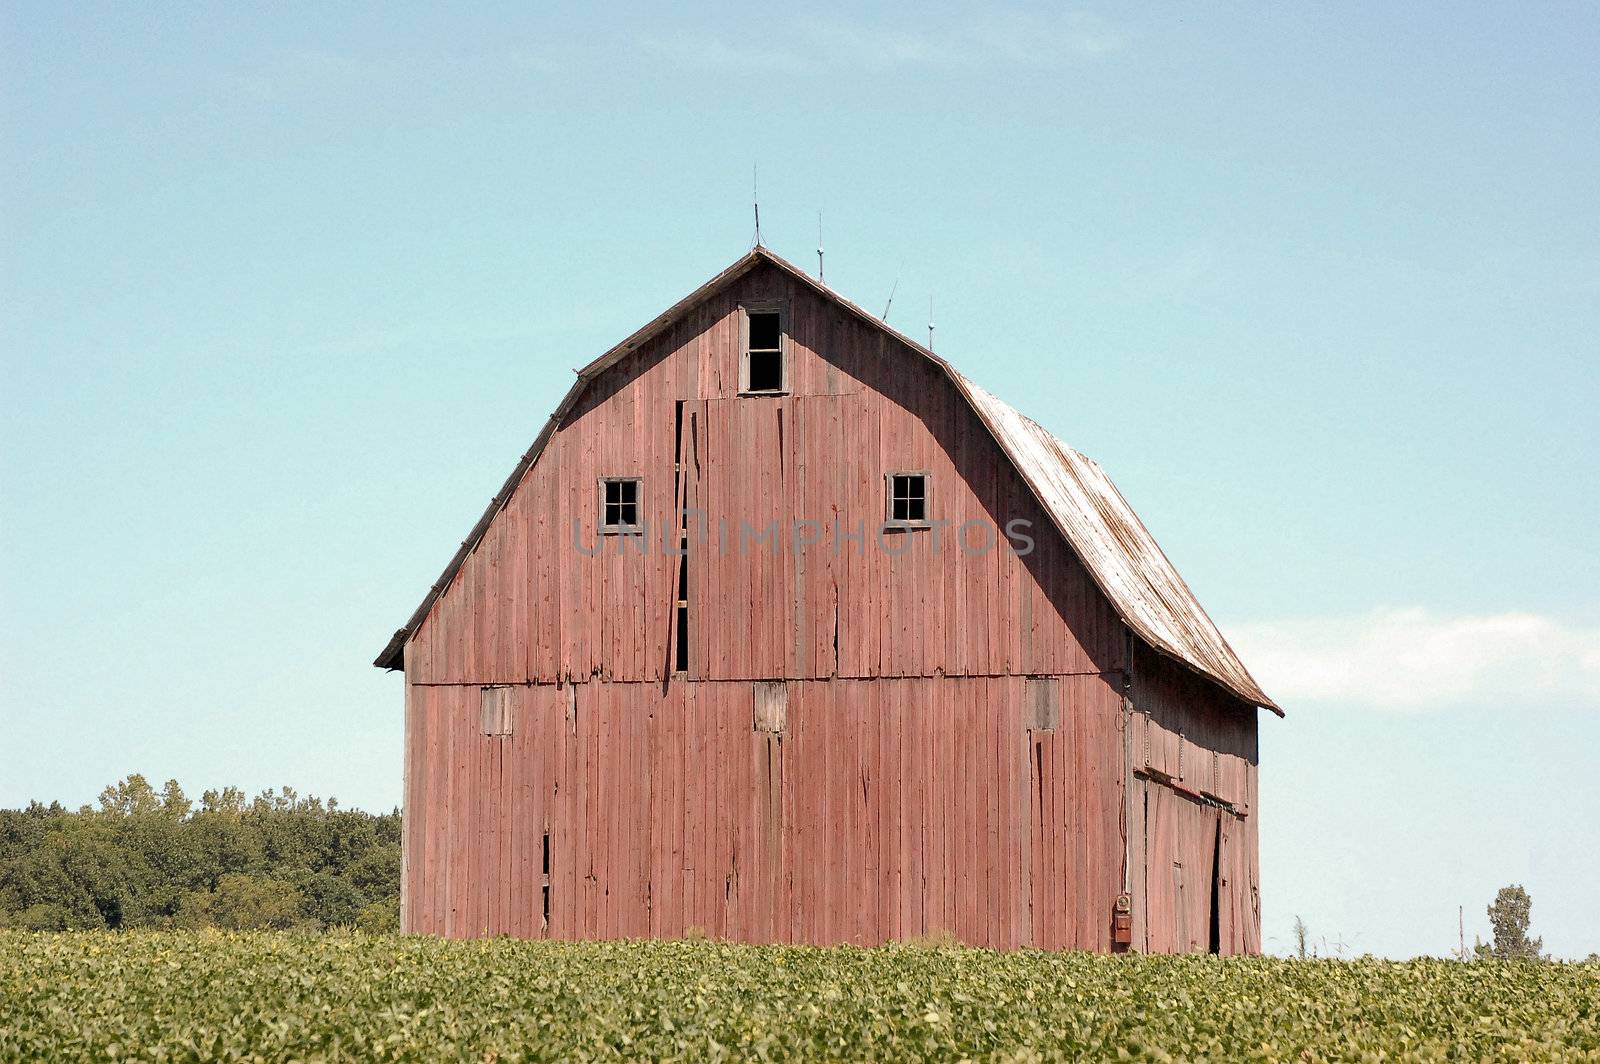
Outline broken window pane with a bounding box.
[748,311,781,351]
[747,349,783,392]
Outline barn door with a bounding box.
[1141,781,1222,953]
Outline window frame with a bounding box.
[738,300,790,396]
[884,470,931,528]
[598,476,644,535]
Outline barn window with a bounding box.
[600,478,641,533]
[740,303,786,394]
[886,472,928,524]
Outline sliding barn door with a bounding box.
[1142,782,1223,954]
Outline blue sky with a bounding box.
[3,3,1596,958]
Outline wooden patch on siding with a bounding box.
[753,681,787,733]
[480,686,513,736]
[1024,677,1058,731]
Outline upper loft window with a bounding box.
[887,473,928,524]
[601,477,641,533]
[741,303,786,394]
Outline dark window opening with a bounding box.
[747,349,783,392]
[744,309,784,392]
[675,604,689,672]
[602,478,640,531]
[889,473,927,523]
[748,310,781,350]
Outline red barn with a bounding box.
[375,246,1279,953]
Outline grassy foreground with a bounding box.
[1,932,1596,1062]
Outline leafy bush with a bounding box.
[178,874,306,931]
[355,898,400,934]
[2,932,1596,1062]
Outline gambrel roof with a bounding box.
[374,247,1279,714]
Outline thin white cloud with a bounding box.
[638,11,1126,73]
[1228,607,1600,710]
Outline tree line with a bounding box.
[0,775,399,932]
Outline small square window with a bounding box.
[742,305,785,394]
[601,478,641,532]
[888,473,927,523]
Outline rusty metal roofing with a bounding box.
[954,375,1279,714]
[374,246,1279,714]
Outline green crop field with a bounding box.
[1,932,1596,1062]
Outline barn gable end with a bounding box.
[382,246,1276,954]
[378,248,1274,714]
[398,256,1134,687]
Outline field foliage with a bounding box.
[2,931,1596,1062]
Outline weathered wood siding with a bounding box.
[395,259,1264,954]
[403,673,1128,950]
[1128,643,1260,954]
[404,261,1124,686]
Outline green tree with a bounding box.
[180,874,305,930]
[301,871,367,928]
[355,898,400,933]
[1476,884,1544,961]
